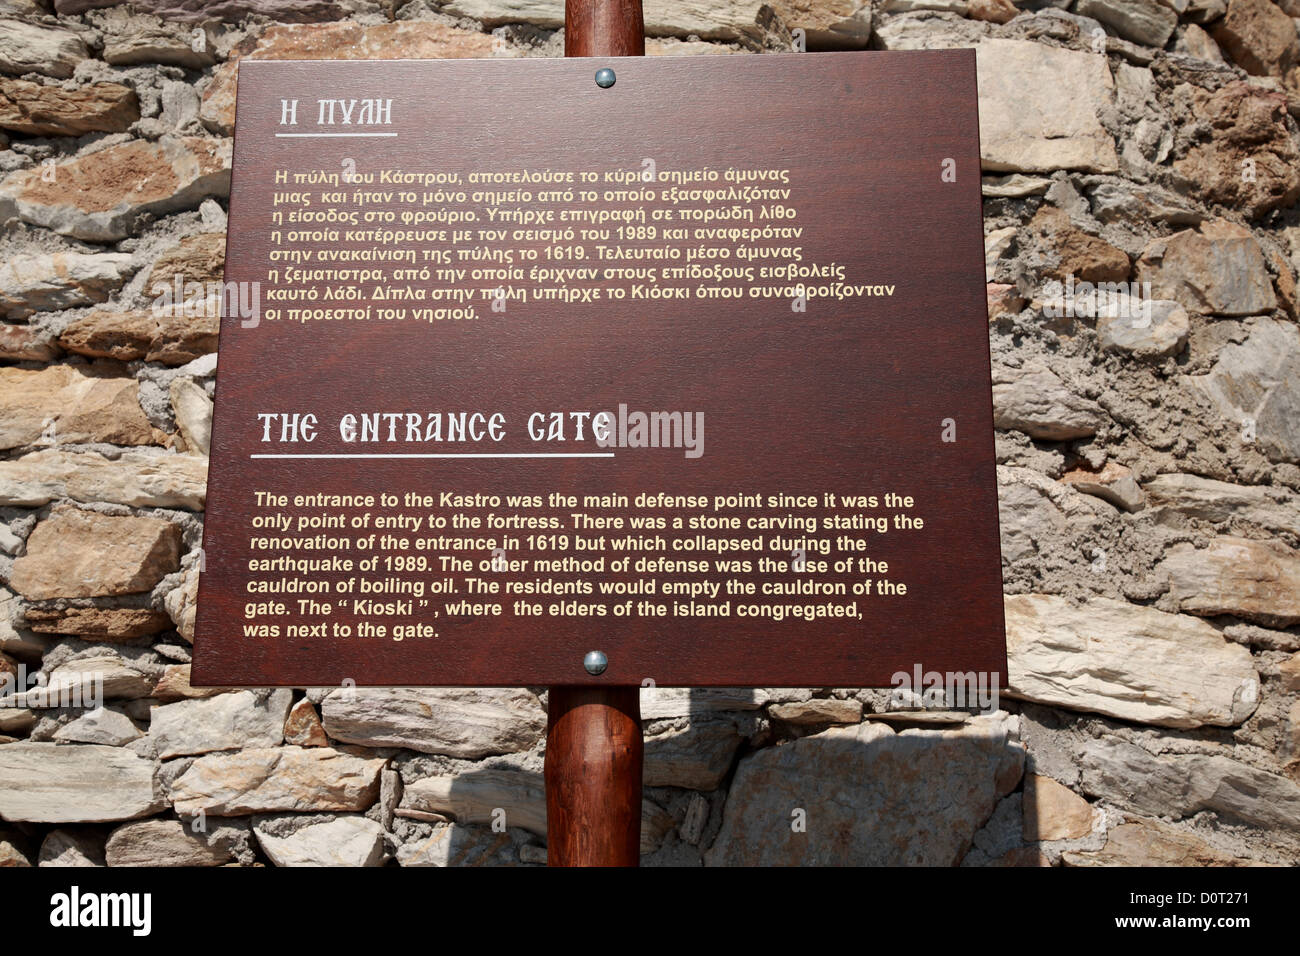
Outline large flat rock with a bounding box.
[170,746,385,816]
[10,505,181,600]
[320,687,545,758]
[1005,593,1258,728]
[0,136,229,242]
[0,449,207,510]
[0,743,164,823]
[0,365,156,450]
[150,689,292,759]
[705,715,1023,865]
[976,39,1119,173]
[1156,536,1300,627]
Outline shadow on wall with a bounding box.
[396,687,1026,866]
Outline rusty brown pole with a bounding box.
[544,0,646,868]
[545,685,643,866]
[564,0,645,57]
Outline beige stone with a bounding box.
[1189,317,1300,464]
[0,587,37,662]
[1075,0,1177,46]
[984,225,1016,280]
[866,710,973,725]
[254,815,385,867]
[0,743,164,823]
[23,605,174,640]
[284,697,328,747]
[320,687,545,758]
[646,36,747,55]
[60,308,218,366]
[154,663,229,702]
[976,39,1119,173]
[1005,594,1259,728]
[768,698,863,724]
[982,174,1052,198]
[198,60,237,135]
[1287,700,1300,780]
[164,564,199,643]
[1095,297,1190,360]
[1045,469,1114,557]
[1029,206,1130,283]
[0,448,207,510]
[0,252,134,319]
[1059,461,1145,512]
[146,232,227,290]
[1178,23,1225,62]
[992,361,1103,441]
[0,18,88,79]
[0,832,31,867]
[967,0,1018,22]
[1087,179,1204,227]
[103,28,217,70]
[170,378,212,456]
[255,19,499,59]
[105,819,236,867]
[1279,652,1300,692]
[1157,536,1300,627]
[10,506,181,599]
[151,689,292,758]
[1143,474,1300,537]
[0,649,17,683]
[644,719,743,790]
[38,828,105,866]
[1063,819,1263,866]
[0,365,156,450]
[0,136,230,242]
[396,824,518,866]
[30,654,160,704]
[0,707,36,735]
[1022,774,1095,841]
[53,706,142,746]
[170,746,386,816]
[765,0,872,45]
[154,665,228,702]
[1136,219,1277,315]
[640,686,768,719]
[986,282,1025,319]
[1265,242,1298,320]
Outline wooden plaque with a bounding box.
[190,52,1005,687]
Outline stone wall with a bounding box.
[1,0,1298,867]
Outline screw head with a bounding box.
[583,650,608,675]
[594,68,616,89]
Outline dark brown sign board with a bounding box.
[190,51,1005,688]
